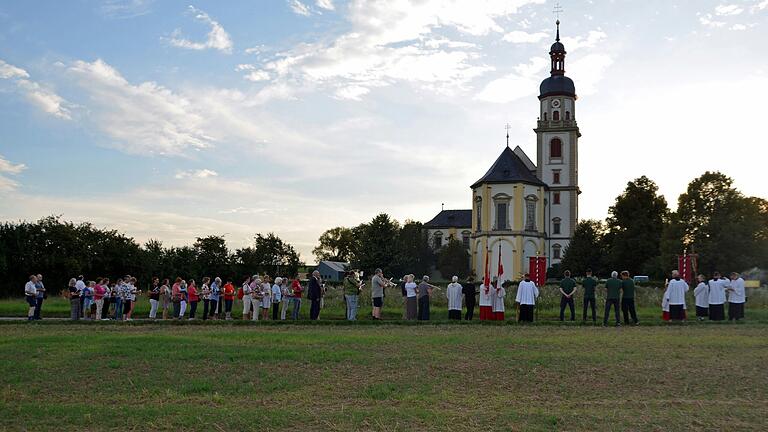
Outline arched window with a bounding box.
[553,217,562,235]
[553,244,562,260]
[543,112,548,121]
[565,111,571,120]
[525,195,537,231]
[433,232,443,249]
[550,138,562,158]
[553,110,560,121]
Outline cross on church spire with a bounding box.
[505,123,511,147]
[553,2,563,41]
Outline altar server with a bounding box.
[492,282,507,321]
[515,274,539,322]
[707,272,727,321]
[693,275,709,321]
[665,270,689,321]
[478,277,493,321]
[726,272,746,321]
[446,276,463,320]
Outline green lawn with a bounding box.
[1,324,767,431]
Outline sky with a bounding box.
[0,0,767,263]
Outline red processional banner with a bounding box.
[528,256,547,287]
[677,254,696,284]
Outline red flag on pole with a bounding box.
[484,247,490,294]
[496,244,504,288]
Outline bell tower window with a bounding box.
[550,138,562,159]
[553,111,560,121]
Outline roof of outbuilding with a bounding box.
[319,261,349,272]
[424,210,472,229]
[471,146,547,189]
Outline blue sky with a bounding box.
[1,0,766,261]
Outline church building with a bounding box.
[425,21,580,281]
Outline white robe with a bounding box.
[515,281,539,305]
[662,290,670,313]
[708,279,727,305]
[666,278,689,306]
[728,278,746,304]
[479,284,493,307]
[693,282,709,308]
[492,287,506,312]
[446,283,463,311]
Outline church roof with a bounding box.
[424,210,472,229]
[471,146,546,189]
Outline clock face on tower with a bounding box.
[551,99,561,108]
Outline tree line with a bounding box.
[0,216,301,297]
[560,171,768,279]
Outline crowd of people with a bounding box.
[22,267,748,324]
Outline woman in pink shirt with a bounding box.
[187,279,199,320]
[171,277,182,319]
[94,279,107,321]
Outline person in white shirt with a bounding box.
[515,274,539,322]
[404,274,417,320]
[726,272,746,321]
[75,275,86,319]
[492,282,507,321]
[664,270,689,322]
[707,272,727,321]
[446,276,463,320]
[250,277,262,321]
[271,277,283,321]
[261,276,272,321]
[693,274,709,321]
[241,276,253,320]
[478,277,493,321]
[24,275,38,321]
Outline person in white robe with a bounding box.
[707,272,727,321]
[693,274,709,321]
[515,274,539,322]
[492,284,506,321]
[478,277,493,321]
[664,270,689,321]
[726,273,746,321]
[661,289,670,321]
[446,276,463,320]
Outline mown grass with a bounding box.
[0,324,767,431]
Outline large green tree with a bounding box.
[436,239,471,280]
[668,171,768,273]
[604,176,669,275]
[352,214,400,276]
[193,235,230,279]
[560,219,608,276]
[234,233,301,277]
[392,220,433,278]
[312,227,356,263]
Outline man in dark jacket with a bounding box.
[307,270,323,320]
[462,277,477,320]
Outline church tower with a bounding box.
[535,20,580,264]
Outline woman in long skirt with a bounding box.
[404,274,417,320]
[68,278,81,320]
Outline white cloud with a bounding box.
[714,4,744,15]
[474,57,547,103]
[567,53,613,96]
[244,70,270,82]
[68,59,214,156]
[250,0,543,101]
[0,59,29,79]
[755,0,768,11]
[315,0,334,11]
[731,23,747,30]
[699,13,727,28]
[334,85,370,101]
[560,30,607,51]
[289,0,311,16]
[99,0,154,19]
[502,30,549,43]
[175,169,219,179]
[0,59,72,119]
[0,154,26,192]
[168,6,232,53]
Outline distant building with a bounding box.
[317,260,349,282]
[424,20,581,281]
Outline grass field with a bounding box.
[1,324,767,431]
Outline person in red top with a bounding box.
[290,278,303,320]
[223,280,236,320]
[187,279,199,320]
